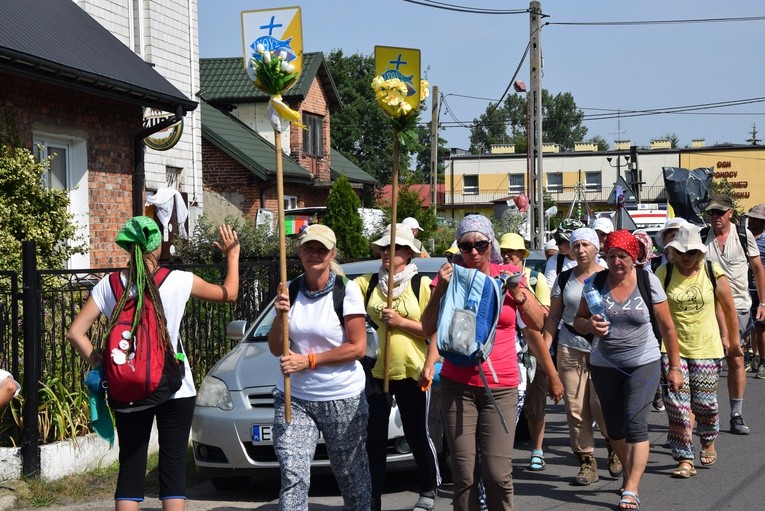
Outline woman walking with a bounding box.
[68,216,240,511]
[355,224,438,511]
[655,224,739,477]
[268,224,370,511]
[543,228,621,486]
[573,230,682,510]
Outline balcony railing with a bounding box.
[442,185,668,206]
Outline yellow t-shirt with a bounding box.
[655,262,725,359]
[354,273,432,381]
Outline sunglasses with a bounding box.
[706,209,728,217]
[381,244,409,252]
[458,240,491,253]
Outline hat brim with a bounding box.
[665,240,707,254]
[704,202,732,212]
[372,234,420,253]
[746,212,765,220]
[298,235,335,250]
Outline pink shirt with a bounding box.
[437,263,523,388]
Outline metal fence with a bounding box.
[0,256,306,471]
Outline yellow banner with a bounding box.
[374,46,421,111]
[241,7,303,86]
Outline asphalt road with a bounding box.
[26,366,765,510]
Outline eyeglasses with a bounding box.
[458,240,491,253]
[707,209,728,217]
[381,244,408,252]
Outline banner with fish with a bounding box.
[241,7,303,91]
[374,46,421,113]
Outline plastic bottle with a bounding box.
[583,277,610,335]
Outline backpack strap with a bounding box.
[651,256,662,272]
[635,268,662,344]
[592,269,609,292]
[663,262,673,290]
[706,260,717,295]
[288,275,348,326]
[109,267,172,302]
[364,273,379,307]
[556,253,565,275]
[558,268,574,295]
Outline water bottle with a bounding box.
[583,277,610,335]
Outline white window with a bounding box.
[463,175,478,195]
[585,171,602,191]
[284,196,298,210]
[546,173,563,192]
[508,173,525,195]
[34,134,89,269]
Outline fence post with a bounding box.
[267,258,280,302]
[21,241,41,477]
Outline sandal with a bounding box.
[671,461,697,479]
[529,449,546,471]
[700,445,717,466]
[618,490,640,510]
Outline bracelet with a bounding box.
[759,303,765,307]
[668,366,682,373]
[307,353,316,370]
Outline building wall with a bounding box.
[79,0,203,225]
[681,149,762,210]
[201,141,329,225]
[0,74,140,268]
[291,79,332,182]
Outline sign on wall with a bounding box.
[142,108,183,151]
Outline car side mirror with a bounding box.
[226,320,248,341]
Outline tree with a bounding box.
[469,90,588,154]
[0,144,85,272]
[323,176,368,258]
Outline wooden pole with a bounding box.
[275,131,291,423]
[383,134,401,394]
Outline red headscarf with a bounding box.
[604,229,639,261]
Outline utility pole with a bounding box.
[529,1,544,249]
[430,85,439,214]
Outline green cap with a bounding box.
[116,216,162,253]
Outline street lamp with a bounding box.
[606,154,630,183]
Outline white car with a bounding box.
[192,257,448,490]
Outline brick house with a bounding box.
[199,54,376,227]
[0,0,196,268]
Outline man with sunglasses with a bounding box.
[702,194,765,435]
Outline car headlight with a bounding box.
[196,375,234,411]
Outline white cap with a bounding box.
[402,217,423,231]
[543,239,558,252]
[591,217,615,234]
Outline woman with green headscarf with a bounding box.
[68,216,240,511]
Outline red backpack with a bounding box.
[103,267,183,409]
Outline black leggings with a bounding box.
[114,396,195,501]
[366,377,438,510]
[591,361,660,443]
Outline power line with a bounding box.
[549,15,765,27]
[402,0,528,15]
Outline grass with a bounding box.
[11,448,204,509]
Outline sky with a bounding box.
[198,0,765,152]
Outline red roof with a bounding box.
[377,184,445,207]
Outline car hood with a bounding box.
[208,341,281,392]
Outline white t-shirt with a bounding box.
[704,227,759,311]
[277,279,366,401]
[0,370,20,397]
[91,270,196,401]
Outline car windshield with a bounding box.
[245,257,447,342]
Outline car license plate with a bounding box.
[252,424,272,443]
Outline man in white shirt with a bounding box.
[703,194,765,435]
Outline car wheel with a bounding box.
[210,476,251,491]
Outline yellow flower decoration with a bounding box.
[371,75,429,147]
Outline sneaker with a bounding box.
[730,414,751,435]
[652,397,665,412]
[749,359,759,373]
[757,364,765,380]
